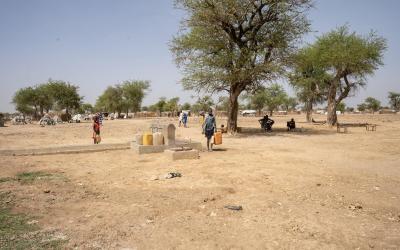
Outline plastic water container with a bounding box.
[135,133,143,145]
[152,132,164,146]
[143,132,153,146]
[214,131,222,145]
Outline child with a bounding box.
[92,116,101,144]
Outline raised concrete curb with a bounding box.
[0,142,130,156]
[165,149,199,160]
[130,140,202,155]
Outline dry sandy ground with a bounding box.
[1,114,400,249]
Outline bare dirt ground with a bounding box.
[1,114,400,249]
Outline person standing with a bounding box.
[203,109,217,151]
[182,112,188,127]
[92,115,101,144]
[178,111,183,127]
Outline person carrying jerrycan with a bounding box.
[203,109,217,152]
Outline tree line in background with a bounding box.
[11,77,400,120]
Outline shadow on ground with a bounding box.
[232,126,336,138]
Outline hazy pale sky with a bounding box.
[0,0,399,112]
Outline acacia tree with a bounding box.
[121,80,150,115]
[95,86,124,117]
[289,46,327,122]
[12,87,37,117]
[165,97,180,114]
[171,0,311,132]
[263,84,287,116]
[46,80,82,115]
[315,26,386,125]
[250,90,267,115]
[364,97,381,113]
[388,92,400,111]
[283,97,298,112]
[357,103,367,112]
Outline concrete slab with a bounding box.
[132,144,166,155]
[165,149,199,160]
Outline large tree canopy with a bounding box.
[290,26,386,124]
[171,0,311,132]
[46,79,82,114]
[12,79,82,118]
[315,26,386,125]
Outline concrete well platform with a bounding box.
[165,149,199,160]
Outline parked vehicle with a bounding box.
[240,110,257,116]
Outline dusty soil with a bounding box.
[1,114,400,249]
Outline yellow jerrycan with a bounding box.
[214,131,222,145]
[143,132,153,146]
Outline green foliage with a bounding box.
[164,97,180,112]
[149,97,167,113]
[12,87,37,115]
[283,97,298,111]
[0,177,14,183]
[315,25,386,124]
[16,171,52,184]
[121,80,150,113]
[364,97,381,112]
[357,103,367,112]
[12,79,82,117]
[96,81,150,115]
[95,86,124,114]
[248,84,288,115]
[250,91,268,113]
[291,25,386,124]
[171,0,312,130]
[264,84,288,115]
[388,91,400,110]
[44,79,82,114]
[336,102,346,113]
[77,103,94,114]
[191,96,214,113]
[181,102,192,111]
[289,45,328,111]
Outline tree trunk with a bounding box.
[326,83,338,126]
[39,106,44,117]
[305,101,313,123]
[227,90,240,133]
[269,110,273,116]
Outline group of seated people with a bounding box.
[258,115,296,132]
